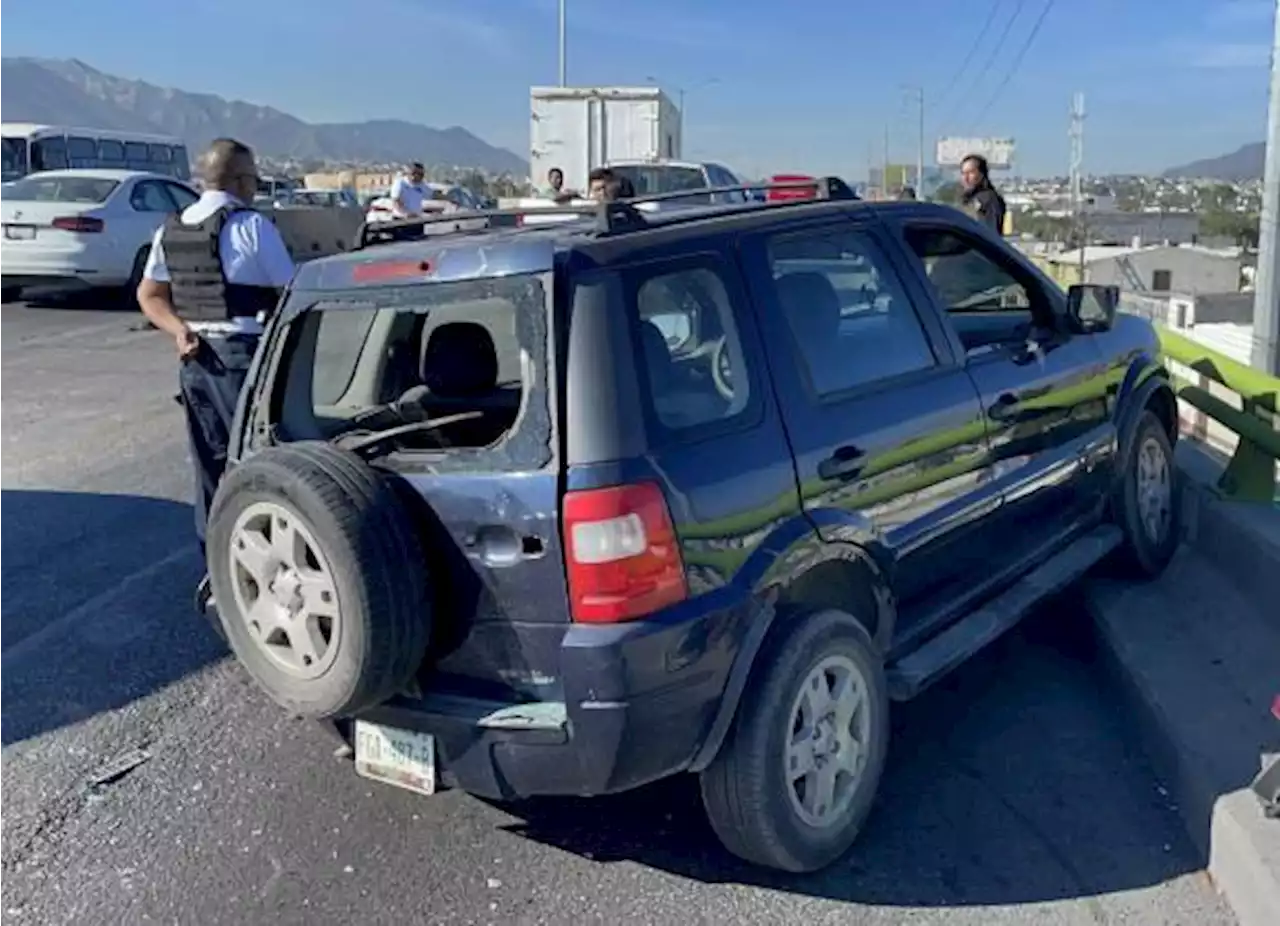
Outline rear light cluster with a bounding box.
[562,482,688,623]
[52,216,104,233]
[766,174,818,202]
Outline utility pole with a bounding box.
[558,0,567,87]
[1253,1,1280,374]
[903,85,926,196]
[883,124,891,198]
[1069,92,1087,281]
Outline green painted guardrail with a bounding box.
[1157,326,1280,503]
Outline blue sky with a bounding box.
[3,0,1275,177]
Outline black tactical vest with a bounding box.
[162,207,280,322]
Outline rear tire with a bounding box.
[206,442,432,718]
[700,609,889,872]
[1112,410,1181,578]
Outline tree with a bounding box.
[1200,211,1260,247]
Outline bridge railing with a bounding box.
[1149,324,1279,502]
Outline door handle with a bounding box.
[818,445,868,481]
[987,393,1020,423]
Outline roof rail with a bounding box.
[351,176,859,250]
[628,176,859,205]
[352,201,649,250]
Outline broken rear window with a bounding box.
[273,272,553,472]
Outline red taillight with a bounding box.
[351,259,432,282]
[1271,694,1280,722]
[767,174,817,202]
[52,216,104,233]
[562,482,687,623]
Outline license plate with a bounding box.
[354,720,437,796]
[4,225,35,240]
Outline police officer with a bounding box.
[959,153,1007,235]
[135,138,295,575]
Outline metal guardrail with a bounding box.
[1155,325,1280,502]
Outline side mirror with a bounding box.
[1065,283,1119,333]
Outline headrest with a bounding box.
[420,321,499,398]
[775,272,842,336]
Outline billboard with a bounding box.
[936,137,1015,169]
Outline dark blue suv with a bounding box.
[206,180,1181,873]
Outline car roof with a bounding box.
[606,160,709,170]
[293,197,970,293]
[14,168,182,182]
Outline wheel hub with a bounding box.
[784,654,872,828]
[268,565,303,612]
[225,501,342,680]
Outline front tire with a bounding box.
[1112,410,1181,577]
[700,609,889,872]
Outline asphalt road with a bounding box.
[1,298,1236,926]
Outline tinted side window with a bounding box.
[165,183,199,210]
[633,264,751,432]
[902,227,1039,350]
[131,180,177,212]
[98,139,126,166]
[32,138,68,171]
[148,143,174,164]
[67,136,98,166]
[172,147,191,180]
[124,142,150,167]
[767,228,936,395]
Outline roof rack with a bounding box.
[351,176,858,250]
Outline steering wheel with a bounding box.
[710,336,735,401]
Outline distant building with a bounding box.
[1040,244,1242,294]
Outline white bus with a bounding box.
[1,124,191,183]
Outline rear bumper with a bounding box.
[355,595,752,800]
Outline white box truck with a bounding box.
[530,86,683,193]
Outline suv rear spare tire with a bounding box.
[206,441,432,718]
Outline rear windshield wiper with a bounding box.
[335,412,483,457]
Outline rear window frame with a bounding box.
[4,175,120,204]
[260,272,557,475]
[616,250,764,450]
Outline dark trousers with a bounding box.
[178,332,259,552]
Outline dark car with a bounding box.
[205,180,1181,874]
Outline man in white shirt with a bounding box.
[389,162,429,217]
[135,138,295,594]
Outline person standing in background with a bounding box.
[390,162,429,218]
[959,154,1007,235]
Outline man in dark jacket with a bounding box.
[960,153,1007,235]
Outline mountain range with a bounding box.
[1162,142,1266,181]
[0,57,528,175]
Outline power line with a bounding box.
[971,0,1059,125]
[933,0,1006,111]
[951,0,1027,123]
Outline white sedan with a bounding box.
[1,168,198,302]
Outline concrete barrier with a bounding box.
[1083,440,1280,926]
[262,205,365,260]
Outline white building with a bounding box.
[1044,244,1242,294]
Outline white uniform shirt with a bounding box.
[389,176,428,216]
[143,190,296,334]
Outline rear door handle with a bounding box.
[818,445,868,481]
[987,393,1020,423]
